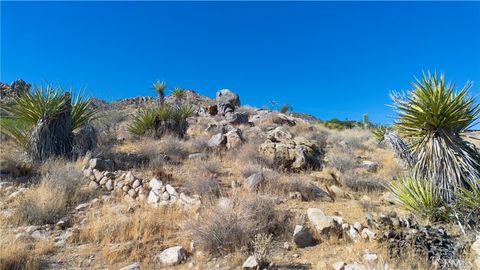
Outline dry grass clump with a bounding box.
[328,129,372,150]
[184,177,221,198]
[325,148,358,173]
[78,202,189,265]
[189,194,287,255]
[158,135,189,161]
[343,173,387,192]
[0,232,54,270]
[290,124,329,149]
[14,161,90,225]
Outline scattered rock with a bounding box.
[188,153,207,160]
[147,190,160,204]
[472,236,480,269]
[75,203,89,211]
[225,129,243,149]
[226,112,249,125]
[242,256,258,270]
[216,89,240,115]
[165,184,177,196]
[157,246,186,266]
[246,172,265,190]
[307,208,338,235]
[89,158,114,171]
[293,225,315,248]
[361,228,376,241]
[381,191,397,205]
[360,160,378,172]
[149,178,163,190]
[332,261,346,270]
[208,133,227,148]
[119,262,140,270]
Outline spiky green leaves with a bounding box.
[170,87,186,99]
[391,72,480,200]
[391,72,479,138]
[128,104,193,138]
[371,125,388,143]
[0,85,96,149]
[153,80,166,96]
[389,177,448,222]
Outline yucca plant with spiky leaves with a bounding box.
[128,104,193,138]
[153,80,166,106]
[454,179,480,229]
[0,85,96,161]
[371,125,388,143]
[391,72,480,201]
[389,177,449,221]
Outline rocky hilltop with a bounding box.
[0,79,479,270]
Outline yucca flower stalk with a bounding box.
[153,80,166,107]
[391,72,480,200]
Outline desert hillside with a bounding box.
[0,79,479,270]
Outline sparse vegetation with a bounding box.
[128,104,193,138]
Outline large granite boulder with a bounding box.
[259,127,323,171]
[216,89,240,115]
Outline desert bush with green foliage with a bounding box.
[391,72,480,200]
[153,80,166,106]
[128,104,193,138]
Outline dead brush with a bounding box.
[188,194,286,255]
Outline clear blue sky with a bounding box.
[2,1,479,124]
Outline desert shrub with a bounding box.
[389,177,448,222]
[391,72,480,200]
[185,137,209,153]
[189,195,284,254]
[252,233,273,266]
[153,80,166,106]
[328,129,371,151]
[15,161,90,225]
[184,177,221,197]
[159,135,189,161]
[241,163,263,178]
[201,159,221,175]
[343,173,387,192]
[326,149,357,173]
[323,118,362,130]
[0,85,96,162]
[91,110,127,133]
[128,104,193,138]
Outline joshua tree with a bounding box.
[153,80,166,107]
[0,85,96,163]
[391,72,480,200]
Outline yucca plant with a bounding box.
[153,80,166,107]
[371,125,388,143]
[0,85,96,162]
[128,104,193,138]
[391,72,480,200]
[454,179,480,229]
[171,87,186,108]
[389,177,448,221]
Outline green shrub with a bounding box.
[279,104,290,114]
[454,179,480,229]
[389,177,449,222]
[128,104,193,138]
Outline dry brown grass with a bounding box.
[0,230,54,270]
[12,160,91,225]
[77,200,190,266]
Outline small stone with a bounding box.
[75,203,89,211]
[329,185,346,198]
[242,256,258,269]
[471,235,480,269]
[99,176,109,186]
[347,225,361,242]
[289,191,302,200]
[344,262,367,270]
[162,191,170,201]
[165,184,177,196]
[125,171,135,184]
[89,158,113,171]
[361,228,376,241]
[119,262,140,270]
[93,170,104,181]
[147,190,160,204]
[283,241,291,250]
[246,172,264,190]
[293,225,315,248]
[83,168,93,177]
[363,252,378,263]
[382,191,397,204]
[332,261,346,270]
[353,222,362,232]
[132,179,141,189]
[105,179,114,191]
[122,185,130,192]
[88,181,99,189]
[307,208,335,235]
[128,189,137,198]
[157,246,186,266]
[149,178,163,190]
[188,153,207,160]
